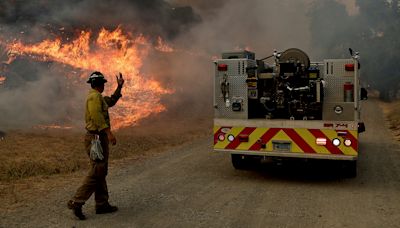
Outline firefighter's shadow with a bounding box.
[248,159,352,181]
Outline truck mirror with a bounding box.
[358,122,366,133]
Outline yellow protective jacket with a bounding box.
[85,87,122,132]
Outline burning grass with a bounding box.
[3,27,174,129]
[0,76,5,85]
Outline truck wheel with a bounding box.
[343,160,357,178]
[231,154,250,170]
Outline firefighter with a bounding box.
[67,71,124,220]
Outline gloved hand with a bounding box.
[116,72,124,88]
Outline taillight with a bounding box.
[218,134,225,141]
[316,138,327,146]
[344,139,352,147]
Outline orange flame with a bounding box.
[155,36,174,53]
[5,27,174,129]
[0,76,5,85]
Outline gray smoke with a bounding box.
[0,0,200,39]
[154,0,314,120]
[4,0,390,129]
[309,0,400,99]
[169,0,312,55]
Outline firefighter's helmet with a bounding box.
[87,71,107,83]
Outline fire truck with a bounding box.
[213,48,366,177]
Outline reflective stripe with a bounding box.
[283,129,316,153]
[214,126,358,156]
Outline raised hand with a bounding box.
[116,72,125,88]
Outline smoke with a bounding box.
[0,61,85,129]
[155,0,314,120]
[336,0,359,15]
[0,0,201,129]
[0,0,200,39]
[169,0,312,55]
[308,0,400,99]
[4,0,388,129]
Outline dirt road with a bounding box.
[2,98,400,228]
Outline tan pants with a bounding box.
[72,132,109,207]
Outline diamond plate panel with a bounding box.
[324,75,354,102]
[323,59,358,103]
[214,59,256,119]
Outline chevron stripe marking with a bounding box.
[283,128,316,153]
[249,128,280,151]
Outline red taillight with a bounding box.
[218,134,225,141]
[218,64,228,71]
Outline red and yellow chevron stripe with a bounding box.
[214,126,358,156]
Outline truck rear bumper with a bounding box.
[214,149,357,161]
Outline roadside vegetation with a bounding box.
[382,100,400,141]
[0,116,211,210]
[0,117,210,182]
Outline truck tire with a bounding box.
[231,154,250,170]
[343,160,357,178]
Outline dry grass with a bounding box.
[0,118,211,182]
[0,130,85,181]
[380,100,400,140]
[0,115,212,210]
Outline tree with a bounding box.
[310,0,400,97]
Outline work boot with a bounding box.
[67,200,86,220]
[96,203,118,214]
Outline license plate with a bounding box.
[272,141,291,151]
